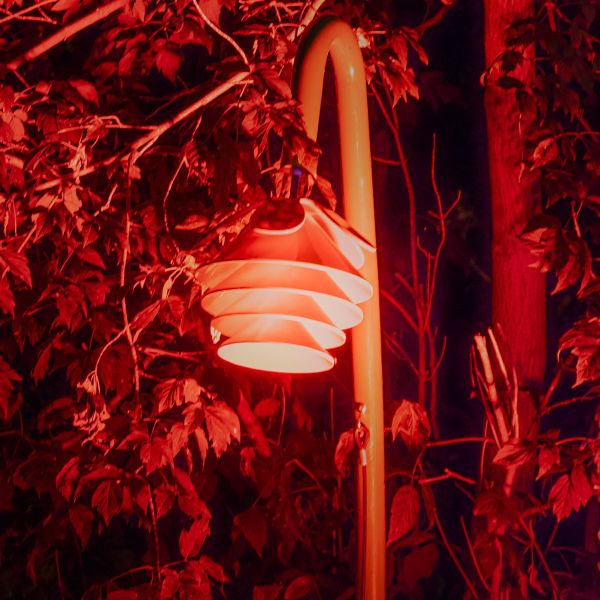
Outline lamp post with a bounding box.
[293,17,385,599]
[199,16,386,599]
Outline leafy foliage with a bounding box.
[0,0,597,598]
[0,0,447,598]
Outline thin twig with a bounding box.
[381,289,417,331]
[0,0,55,26]
[427,436,490,448]
[420,468,476,486]
[415,4,451,35]
[121,158,140,397]
[34,71,251,192]
[8,0,128,71]
[460,516,491,593]
[191,0,249,66]
[148,484,161,580]
[434,510,480,600]
[290,0,326,40]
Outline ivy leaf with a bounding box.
[0,355,21,421]
[56,457,80,500]
[91,480,121,525]
[155,46,181,83]
[69,504,95,547]
[532,138,558,169]
[205,401,240,458]
[493,439,536,467]
[537,446,560,479]
[51,0,80,12]
[63,187,82,214]
[256,65,292,98]
[253,585,283,600]
[155,377,202,413]
[197,555,228,583]
[33,343,52,383]
[130,300,162,332]
[154,485,176,519]
[168,423,189,458]
[0,278,15,316]
[179,516,210,559]
[284,576,316,600]
[69,80,99,106]
[402,26,429,65]
[391,400,430,451]
[254,397,280,419]
[559,316,600,386]
[161,568,180,599]
[388,485,420,544]
[131,0,145,21]
[390,32,408,70]
[0,247,32,287]
[474,489,519,533]
[198,0,223,24]
[193,427,209,466]
[400,543,439,590]
[549,465,592,521]
[334,430,355,477]
[234,507,267,557]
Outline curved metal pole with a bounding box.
[293,17,386,599]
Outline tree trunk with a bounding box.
[484,0,546,394]
[483,0,546,492]
[482,1,546,597]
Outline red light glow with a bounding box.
[199,198,373,373]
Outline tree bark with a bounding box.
[484,0,546,394]
[482,1,547,596]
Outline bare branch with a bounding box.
[34,71,251,192]
[7,0,129,71]
[191,0,249,66]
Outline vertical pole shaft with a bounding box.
[293,17,386,599]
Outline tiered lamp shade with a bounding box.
[198,198,375,373]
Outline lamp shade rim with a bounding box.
[198,258,373,303]
[299,197,376,253]
[211,313,347,349]
[200,286,364,329]
[217,340,335,373]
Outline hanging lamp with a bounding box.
[198,197,374,373]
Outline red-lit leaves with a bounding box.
[334,430,355,477]
[474,489,521,535]
[520,215,592,296]
[391,400,431,452]
[493,439,536,468]
[0,356,21,421]
[537,445,560,479]
[388,485,420,544]
[397,543,439,594]
[154,377,202,414]
[548,465,593,521]
[205,401,240,458]
[154,42,182,84]
[233,507,267,557]
[92,479,121,525]
[253,584,283,600]
[0,247,32,288]
[69,504,95,547]
[179,515,210,559]
[559,317,600,387]
[283,576,317,600]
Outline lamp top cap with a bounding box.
[251,198,305,234]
